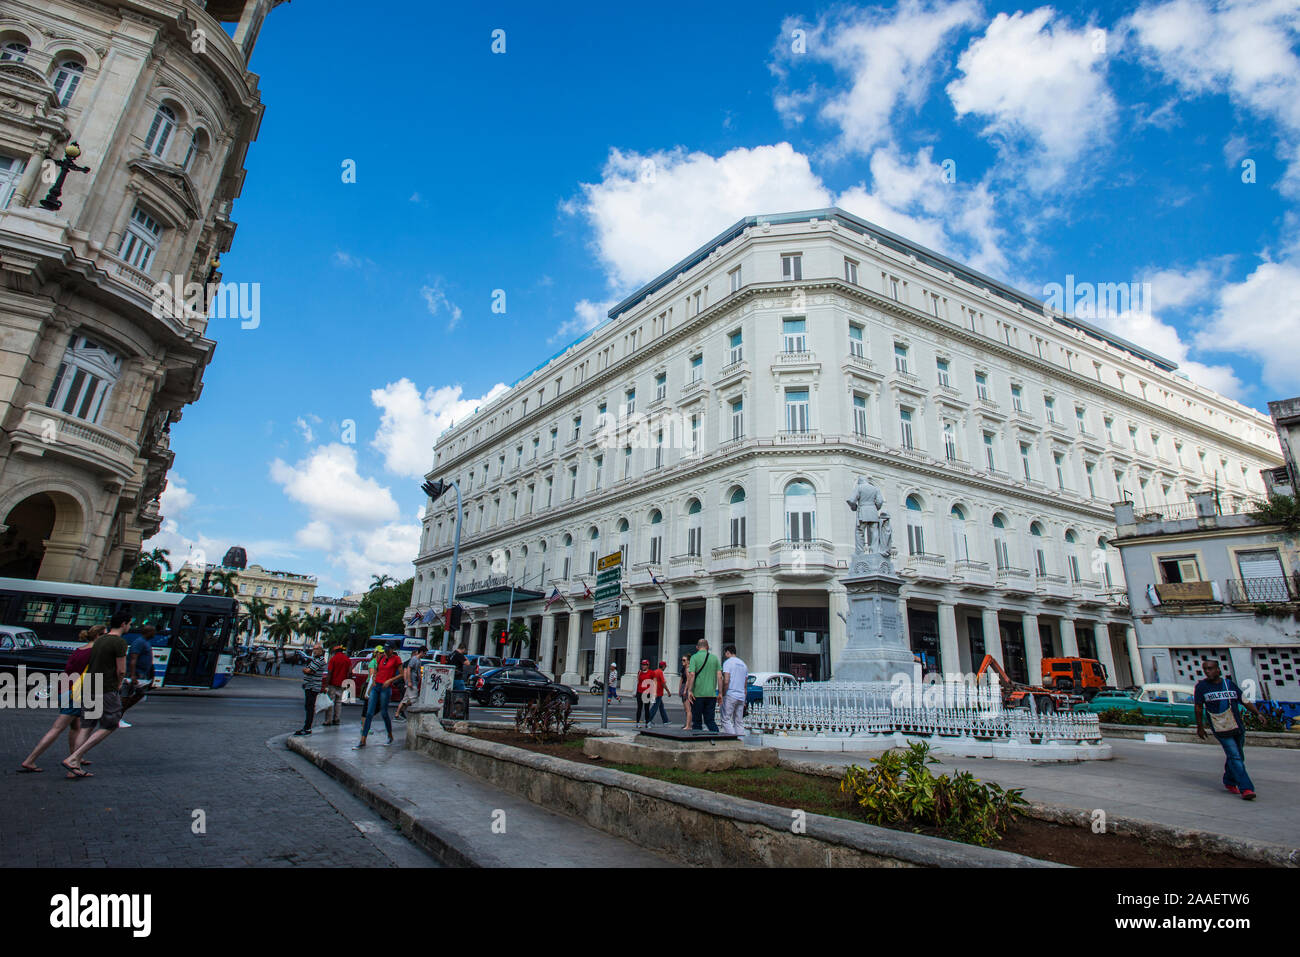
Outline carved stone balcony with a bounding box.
[768,539,836,581]
[903,552,948,583]
[709,545,748,577]
[953,559,993,591]
[9,403,138,486]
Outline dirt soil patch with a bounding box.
[464,730,1261,868]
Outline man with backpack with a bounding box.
[685,638,721,733]
[1194,657,1264,800]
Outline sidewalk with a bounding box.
[782,736,1299,850]
[287,725,675,867]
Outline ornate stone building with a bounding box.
[0,0,284,584]
[405,209,1281,691]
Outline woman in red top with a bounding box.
[18,625,104,774]
[634,660,651,727]
[354,646,403,748]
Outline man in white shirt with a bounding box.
[718,645,748,736]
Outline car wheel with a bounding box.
[489,689,507,707]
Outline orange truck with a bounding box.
[974,655,1094,713]
[1040,657,1108,698]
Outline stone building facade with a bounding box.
[404,208,1280,691]
[0,0,284,585]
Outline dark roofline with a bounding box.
[605,207,1176,372]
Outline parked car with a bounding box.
[745,671,800,705]
[344,654,406,703]
[471,666,578,707]
[0,625,71,672]
[1073,684,1195,723]
[502,657,537,669]
[465,655,503,677]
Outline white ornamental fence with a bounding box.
[746,682,1102,744]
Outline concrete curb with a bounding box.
[285,735,489,867]
[413,717,1062,867]
[1098,724,1298,748]
[778,755,1297,868]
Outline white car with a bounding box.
[745,671,800,704]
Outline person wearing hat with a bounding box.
[323,643,352,726]
[634,659,652,727]
[355,643,403,748]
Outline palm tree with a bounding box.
[299,610,328,644]
[369,573,396,592]
[130,547,172,590]
[267,607,301,657]
[242,597,270,642]
[509,619,530,659]
[211,569,239,598]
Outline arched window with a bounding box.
[783,480,816,542]
[1,41,28,62]
[905,495,924,555]
[561,533,573,579]
[1030,522,1047,576]
[587,526,600,575]
[950,504,969,561]
[648,510,663,563]
[1064,529,1081,583]
[182,128,208,173]
[52,60,84,107]
[686,499,702,556]
[118,205,162,271]
[991,513,1010,570]
[617,518,630,567]
[728,488,746,547]
[44,335,122,425]
[144,104,177,157]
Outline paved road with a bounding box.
[0,671,438,867]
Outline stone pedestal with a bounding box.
[833,570,913,683]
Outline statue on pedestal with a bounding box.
[847,475,894,574]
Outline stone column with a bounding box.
[1021,612,1042,684]
[981,607,1004,664]
[1059,617,1079,658]
[828,587,848,679]
[937,601,960,677]
[662,599,681,682]
[751,590,779,673]
[704,594,722,651]
[538,614,557,679]
[622,603,643,691]
[561,612,583,686]
[1092,621,1117,686]
[1125,624,1144,685]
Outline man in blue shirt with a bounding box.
[1193,658,1264,800]
[122,624,157,720]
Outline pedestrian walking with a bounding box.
[62,610,134,777]
[1194,657,1264,800]
[294,642,326,736]
[685,639,721,733]
[323,644,351,726]
[17,626,103,773]
[645,659,671,726]
[718,645,748,736]
[607,660,621,703]
[396,647,424,720]
[634,659,651,727]
[354,644,402,748]
[121,625,157,717]
[450,643,468,689]
[678,655,692,730]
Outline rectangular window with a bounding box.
[690,354,703,382]
[889,275,900,300]
[1086,462,1096,498]
[848,323,864,357]
[853,395,868,435]
[936,358,950,387]
[119,207,161,271]
[0,155,26,209]
[1076,407,1086,433]
[781,254,802,281]
[568,466,578,499]
[655,373,666,401]
[893,343,909,374]
[975,372,989,400]
[688,525,701,557]
[1020,442,1032,481]
[654,430,664,468]
[907,522,924,557]
[593,455,603,489]
[1054,452,1066,490]
[531,437,539,459]
[549,428,557,451]
[623,445,631,478]
[785,388,810,433]
[983,432,996,471]
[1044,396,1057,423]
[625,389,636,414]
[1011,384,1023,412]
[730,398,744,441]
[782,317,807,353]
[943,422,958,461]
[899,408,914,449]
[730,513,746,547]
[844,258,858,284]
[729,266,741,293]
[728,330,743,365]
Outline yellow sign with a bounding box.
[597,551,623,572]
[592,615,621,633]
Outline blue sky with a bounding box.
[153,0,1300,594]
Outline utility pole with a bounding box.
[422,477,463,652]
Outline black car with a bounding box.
[471,666,578,707]
[0,626,72,672]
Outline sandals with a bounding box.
[60,759,91,778]
[16,765,43,773]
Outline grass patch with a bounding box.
[605,764,861,822]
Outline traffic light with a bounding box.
[498,630,507,645]
[446,604,463,633]
[422,479,448,502]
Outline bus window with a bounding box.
[53,599,111,627]
[130,603,172,632]
[19,598,55,623]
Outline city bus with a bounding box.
[0,576,239,689]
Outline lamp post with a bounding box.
[38,141,91,211]
[204,254,220,286]
[422,477,463,652]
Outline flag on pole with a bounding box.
[583,581,593,600]
[544,586,563,610]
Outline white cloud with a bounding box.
[294,416,315,443]
[566,143,832,291]
[269,443,400,530]
[1195,257,1300,393]
[1126,0,1300,194]
[772,1,982,157]
[160,475,195,520]
[370,378,509,479]
[835,146,1009,275]
[947,8,1118,190]
[419,280,464,331]
[551,299,617,343]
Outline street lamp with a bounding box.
[422,477,462,651]
[204,254,220,285]
[38,141,91,211]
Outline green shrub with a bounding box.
[1244,703,1292,732]
[839,741,1026,847]
[1097,707,1193,727]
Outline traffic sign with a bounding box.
[592,615,621,633]
[593,550,622,622]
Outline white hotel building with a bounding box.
[405,209,1280,691]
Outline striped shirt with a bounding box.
[302,654,326,692]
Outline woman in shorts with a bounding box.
[17,626,104,775]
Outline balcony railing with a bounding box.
[996,565,1030,580]
[1134,501,1198,523]
[954,560,990,573]
[775,350,815,364]
[1226,577,1295,604]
